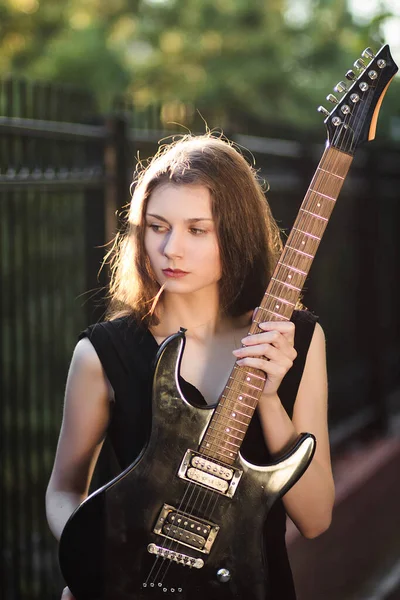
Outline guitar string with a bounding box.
[143,58,384,591]
[151,389,252,587]
[144,397,241,587]
[147,454,229,589]
[146,373,262,586]
[143,465,215,587]
[151,376,263,587]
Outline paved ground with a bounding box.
[287,435,400,600]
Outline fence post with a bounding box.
[83,115,130,325]
[104,115,130,241]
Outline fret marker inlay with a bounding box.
[200,145,353,465]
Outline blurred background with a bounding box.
[0,0,399,599]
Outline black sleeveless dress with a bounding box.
[78,309,318,600]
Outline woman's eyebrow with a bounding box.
[146,213,213,223]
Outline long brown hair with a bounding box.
[106,134,283,323]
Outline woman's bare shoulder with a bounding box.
[68,337,114,402]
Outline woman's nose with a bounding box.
[162,229,184,259]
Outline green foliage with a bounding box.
[0,0,398,134]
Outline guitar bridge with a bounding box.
[153,504,219,554]
[177,449,242,497]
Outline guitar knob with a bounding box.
[354,58,366,71]
[334,81,347,93]
[345,70,356,80]
[362,47,375,60]
[317,106,330,117]
[326,94,338,104]
[217,568,231,583]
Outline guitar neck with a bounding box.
[199,145,353,465]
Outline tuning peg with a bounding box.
[317,106,330,117]
[354,58,366,70]
[345,70,356,80]
[362,47,375,60]
[327,94,339,104]
[334,81,348,93]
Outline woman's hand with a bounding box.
[61,587,75,600]
[232,321,297,398]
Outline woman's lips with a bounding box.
[162,268,189,278]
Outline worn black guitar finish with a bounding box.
[59,331,315,600]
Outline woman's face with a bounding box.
[144,182,221,296]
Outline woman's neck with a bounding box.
[151,287,250,342]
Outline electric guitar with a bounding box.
[59,45,398,600]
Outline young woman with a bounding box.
[46,134,335,600]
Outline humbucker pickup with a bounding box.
[153,504,219,554]
[177,449,242,497]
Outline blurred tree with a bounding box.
[0,0,398,135]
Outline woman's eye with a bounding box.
[148,224,167,233]
[189,227,207,235]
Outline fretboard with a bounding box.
[199,145,353,465]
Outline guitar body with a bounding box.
[59,331,315,600]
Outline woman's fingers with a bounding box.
[239,327,297,362]
[233,321,297,396]
[259,321,295,343]
[235,355,293,376]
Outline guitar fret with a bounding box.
[228,378,262,392]
[219,396,254,417]
[213,404,250,424]
[225,386,258,403]
[309,188,336,202]
[217,411,249,426]
[206,431,243,448]
[233,370,265,382]
[230,367,265,384]
[318,167,344,179]
[292,227,321,241]
[267,282,299,306]
[300,208,328,222]
[201,145,353,462]
[203,432,240,448]
[209,420,246,436]
[285,245,314,259]
[215,411,249,427]
[271,277,301,292]
[205,447,237,462]
[265,293,296,307]
[277,261,307,276]
[255,306,290,320]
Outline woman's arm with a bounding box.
[46,338,111,541]
[233,321,335,539]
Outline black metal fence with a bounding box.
[1,77,399,600]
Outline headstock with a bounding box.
[318,45,398,155]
